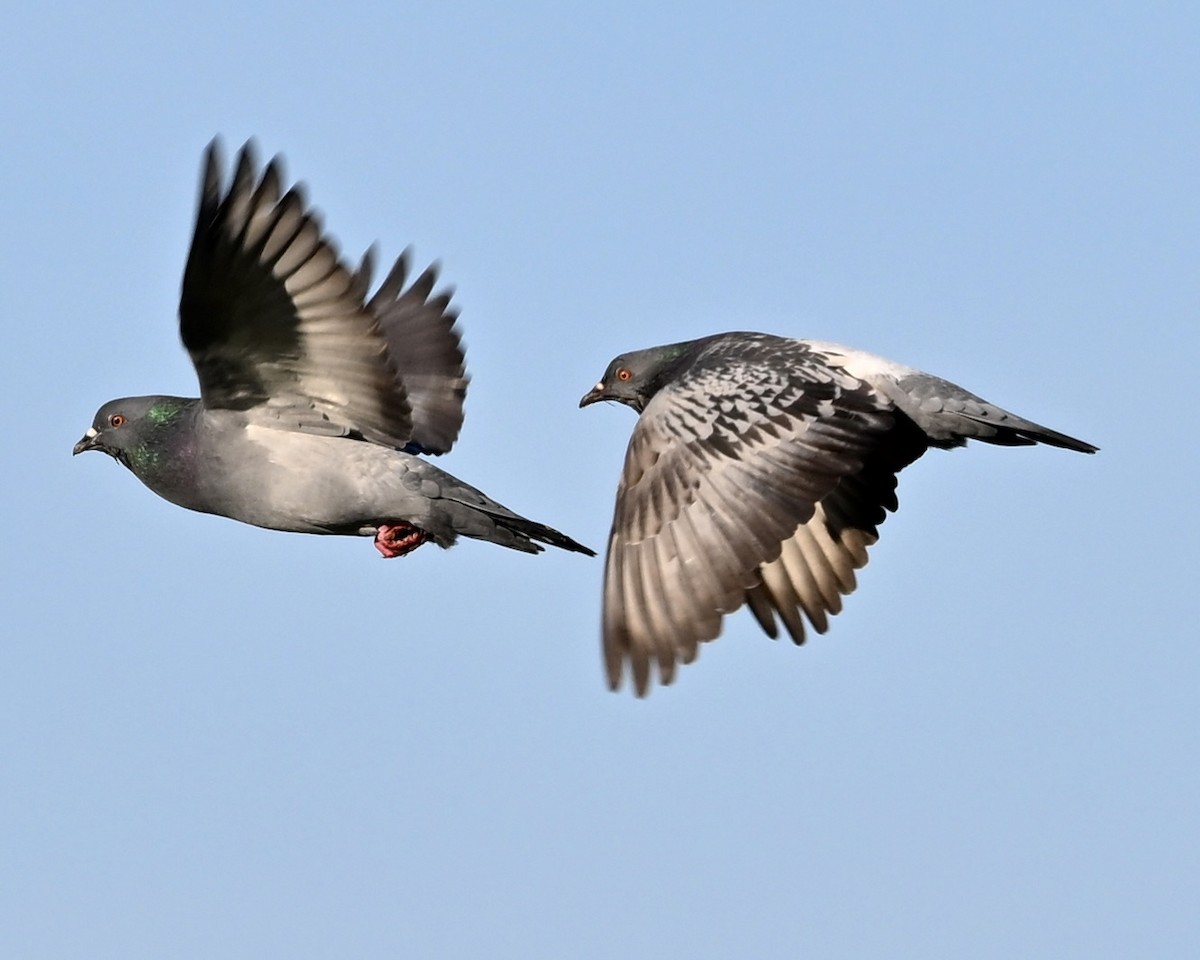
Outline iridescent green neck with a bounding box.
[129,399,192,478]
[130,443,163,473]
[147,398,188,426]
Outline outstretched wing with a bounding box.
[602,340,913,695]
[351,248,468,455]
[179,140,414,448]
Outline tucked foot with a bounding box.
[374,522,431,558]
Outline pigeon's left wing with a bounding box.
[179,141,415,449]
[602,341,910,695]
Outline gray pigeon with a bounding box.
[580,332,1096,695]
[74,140,594,560]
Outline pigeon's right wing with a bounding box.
[602,345,908,695]
[179,141,415,449]
[351,249,468,456]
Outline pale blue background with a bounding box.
[3,3,1196,957]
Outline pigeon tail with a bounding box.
[951,412,1098,453]
[484,511,597,557]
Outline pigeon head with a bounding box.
[73,396,195,476]
[579,341,697,414]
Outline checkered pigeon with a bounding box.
[581,332,1095,695]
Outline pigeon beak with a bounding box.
[73,427,99,455]
[579,382,606,408]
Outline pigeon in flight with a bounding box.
[75,141,593,560]
[581,332,1096,695]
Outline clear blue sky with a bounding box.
[3,3,1196,957]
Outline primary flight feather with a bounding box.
[75,140,593,560]
[581,332,1095,695]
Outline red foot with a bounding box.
[374,521,431,558]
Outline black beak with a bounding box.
[579,382,606,408]
[73,431,98,455]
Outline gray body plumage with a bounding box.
[105,399,564,552]
[581,332,1096,695]
[75,141,592,559]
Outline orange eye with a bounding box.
[108,414,126,428]
[616,368,632,382]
